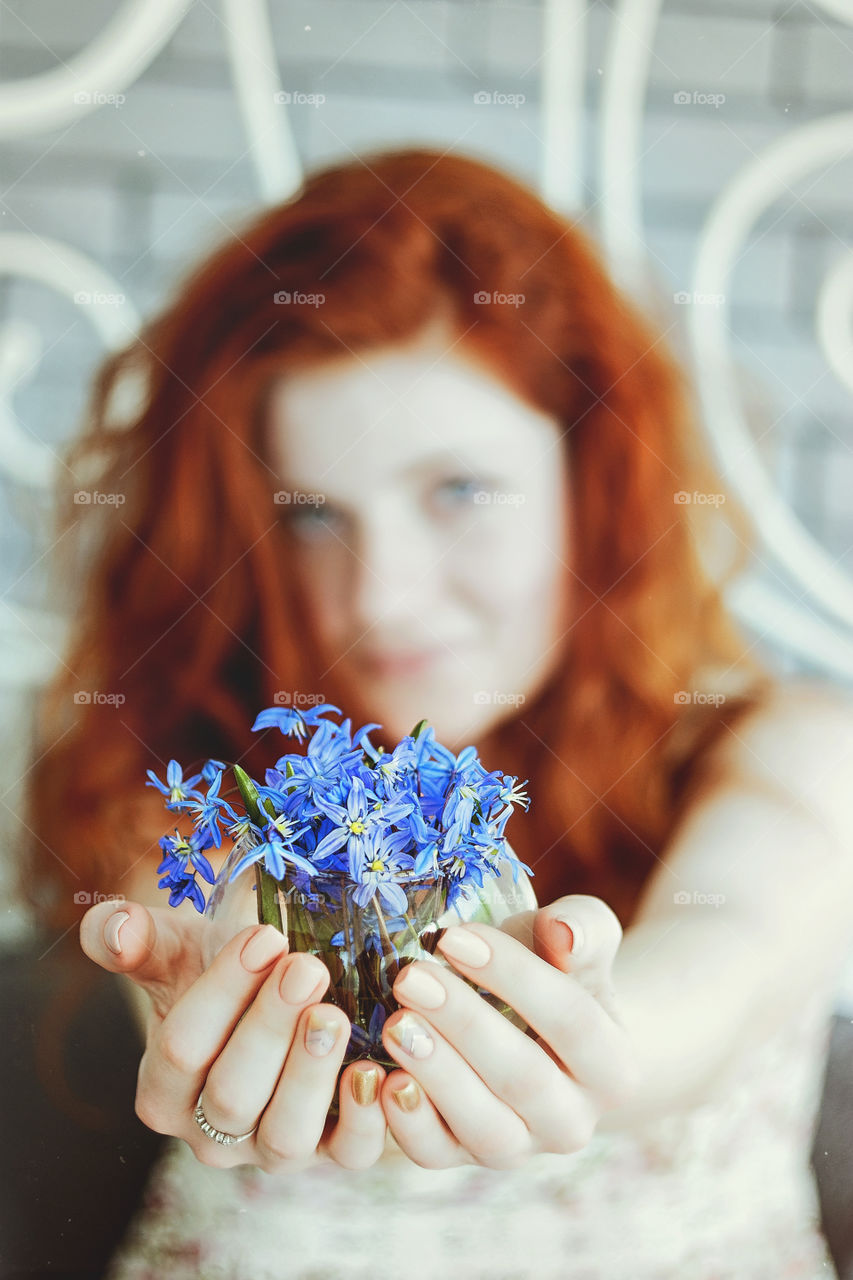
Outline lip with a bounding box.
[360,647,444,677]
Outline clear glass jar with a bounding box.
[202,831,538,1071]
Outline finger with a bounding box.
[254,1002,351,1170]
[323,1061,389,1170]
[434,923,633,1104]
[79,900,205,1019]
[199,951,330,1141]
[379,1070,468,1170]
[388,964,591,1153]
[532,894,625,1023]
[495,908,537,949]
[382,1002,542,1167]
[135,923,288,1135]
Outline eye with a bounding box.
[283,502,346,544]
[432,476,483,507]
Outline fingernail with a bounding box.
[436,926,490,968]
[386,1012,434,1059]
[305,1008,340,1057]
[395,964,446,1009]
[391,1080,421,1112]
[241,925,286,973]
[104,910,131,955]
[554,917,584,955]
[279,958,322,1004]
[351,1064,380,1106]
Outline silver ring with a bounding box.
[193,1093,257,1146]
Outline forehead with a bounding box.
[264,338,561,492]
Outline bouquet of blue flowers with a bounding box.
[147,702,534,1067]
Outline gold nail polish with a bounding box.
[351,1065,379,1106]
[391,1080,421,1113]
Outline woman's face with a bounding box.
[265,324,572,749]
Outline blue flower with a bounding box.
[146,760,203,810]
[371,736,419,797]
[466,819,534,883]
[201,758,228,784]
[163,874,206,913]
[330,913,407,952]
[349,826,416,914]
[184,768,238,848]
[313,775,379,863]
[227,809,316,883]
[223,813,265,846]
[493,775,531,820]
[267,719,363,809]
[351,720,384,753]
[157,827,217,913]
[366,784,416,830]
[347,1002,387,1054]
[148,707,533,928]
[251,703,342,743]
[441,780,482,833]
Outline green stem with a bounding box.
[401,910,422,952]
[337,880,359,1024]
[254,863,285,935]
[340,879,354,960]
[372,895,410,993]
[416,879,448,954]
[372,896,397,959]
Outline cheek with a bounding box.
[291,550,348,643]
[456,502,568,621]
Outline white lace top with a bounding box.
[105,988,838,1280]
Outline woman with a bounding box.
[23,147,853,1277]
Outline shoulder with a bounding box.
[706,677,853,846]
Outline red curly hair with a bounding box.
[22,146,773,933]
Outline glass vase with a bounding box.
[202,832,538,1072]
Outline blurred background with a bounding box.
[0,0,851,950]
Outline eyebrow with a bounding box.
[305,448,483,491]
[396,448,486,479]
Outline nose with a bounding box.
[349,506,437,636]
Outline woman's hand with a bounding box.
[79,900,389,1172]
[377,893,639,1169]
